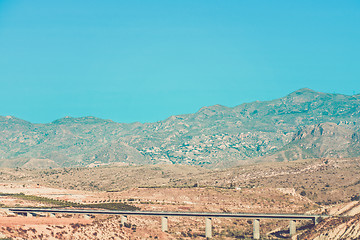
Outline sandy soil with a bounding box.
[0,216,92,227]
[0,183,93,202]
[0,215,172,240]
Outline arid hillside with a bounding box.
[2,157,358,204]
[2,89,360,168]
[299,213,360,239]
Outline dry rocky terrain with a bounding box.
[2,157,358,205]
[2,88,360,168]
[1,157,360,239]
[0,183,317,239]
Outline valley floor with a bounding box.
[0,158,360,239]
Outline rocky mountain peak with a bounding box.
[0,115,32,127]
[284,88,322,103]
[51,116,112,125]
[198,104,228,112]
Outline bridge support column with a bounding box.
[121,215,127,225]
[313,217,320,225]
[161,216,168,232]
[253,219,260,240]
[47,213,56,218]
[205,217,212,238]
[289,220,296,237]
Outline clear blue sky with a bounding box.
[0,1,359,123]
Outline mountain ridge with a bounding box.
[1,88,360,168]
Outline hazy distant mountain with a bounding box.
[1,88,360,168]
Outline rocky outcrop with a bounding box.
[300,214,360,240]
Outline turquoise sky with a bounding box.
[0,1,359,123]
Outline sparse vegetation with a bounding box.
[0,192,138,210]
[4,157,358,205]
[2,89,360,169]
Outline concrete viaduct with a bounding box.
[8,208,326,239]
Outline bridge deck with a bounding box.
[8,208,325,220]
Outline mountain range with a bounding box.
[1,88,360,168]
